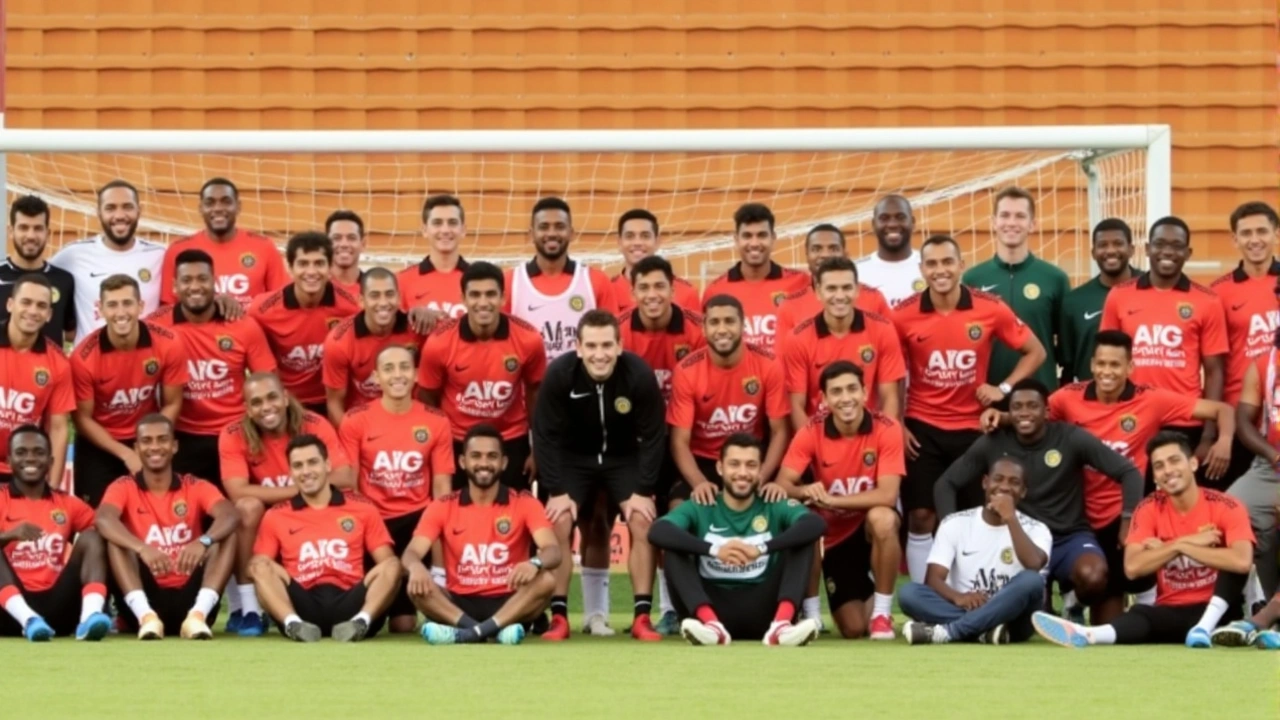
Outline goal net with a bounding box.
[0,126,1171,288]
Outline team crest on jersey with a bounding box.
[1001,547,1013,564]
[912,278,927,292]
[143,358,160,376]
[413,427,429,443]
[33,367,49,387]
[751,515,768,532]
[50,509,66,525]
[863,450,877,467]
[859,345,875,364]
[138,268,152,283]
[614,397,632,414]
[1120,415,1137,433]
[569,295,586,312]
[240,253,256,268]
[1044,450,1062,468]
[1177,302,1193,320]
[742,377,761,396]
[173,500,188,517]
[339,516,355,533]
[495,516,512,535]
[771,291,787,307]
[51,287,60,304]
[674,344,691,361]
[217,335,234,352]
[1023,283,1041,300]
[503,355,519,373]
[967,324,983,341]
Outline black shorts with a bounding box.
[669,456,723,503]
[173,432,223,493]
[73,434,132,508]
[452,592,514,624]
[1110,601,1239,644]
[823,529,875,610]
[556,454,640,524]
[0,559,84,637]
[380,509,425,619]
[452,435,533,495]
[903,418,981,513]
[118,563,220,635]
[1095,516,1155,597]
[281,581,385,637]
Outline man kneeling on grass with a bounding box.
[250,434,401,642]
[402,424,559,645]
[648,433,827,646]
[900,456,1051,645]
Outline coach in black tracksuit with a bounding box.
[935,379,1143,612]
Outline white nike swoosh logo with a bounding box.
[709,525,729,532]
[569,391,592,399]
[979,285,998,292]
[1083,311,1102,320]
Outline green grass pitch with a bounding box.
[0,574,1273,719]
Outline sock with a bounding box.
[1193,597,1230,634]
[695,604,719,624]
[226,581,243,614]
[1062,590,1078,610]
[283,613,302,627]
[774,600,795,623]
[124,590,154,622]
[633,594,652,619]
[1133,587,1157,606]
[657,573,674,615]
[238,583,262,615]
[549,596,568,619]
[1086,624,1116,645]
[0,586,37,627]
[353,611,371,625]
[80,583,107,622]
[872,592,894,618]
[581,567,609,619]
[801,596,821,620]
[933,625,953,643]
[456,614,479,629]
[906,533,933,584]
[473,617,501,640]
[193,588,220,618]
[1245,567,1265,608]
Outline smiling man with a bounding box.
[611,209,701,314]
[1059,219,1138,384]
[0,195,77,344]
[399,194,473,320]
[855,194,924,307]
[325,210,367,298]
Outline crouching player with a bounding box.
[900,456,1051,644]
[403,424,559,645]
[249,434,400,642]
[0,425,112,641]
[648,433,827,646]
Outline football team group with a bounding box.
[0,179,1276,650]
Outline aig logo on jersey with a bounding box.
[1176,302,1194,320]
[742,377,760,396]
[214,275,250,297]
[143,358,160,376]
[966,323,983,341]
[1119,415,1138,433]
[0,389,37,415]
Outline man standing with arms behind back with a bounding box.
[1059,219,1138,384]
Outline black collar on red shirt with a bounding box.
[823,411,874,439]
[1230,259,1280,283]
[525,258,576,277]
[290,486,347,510]
[1083,379,1137,401]
[100,322,155,353]
[726,262,784,282]
[283,282,337,309]
[354,310,410,338]
[920,286,974,313]
[629,305,689,334]
[6,479,52,499]
[1136,271,1191,292]
[417,256,470,275]
[171,304,225,324]
[814,310,865,337]
[459,313,511,342]
[0,321,49,353]
[132,471,182,492]
[459,483,511,506]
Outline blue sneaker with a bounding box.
[1185,627,1212,648]
[1032,611,1088,648]
[23,616,54,642]
[1210,620,1257,648]
[237,612,266,637]
[1254,629,1280,650]
[75,612,112,641]
[654,610,679,636]
[225,610,243,634]
[421,622,458,645]
[496,624,526,646]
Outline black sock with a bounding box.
[634,594,653,618]
[456,614,478,630]
[550,596,568,618]
[458,618,501,643]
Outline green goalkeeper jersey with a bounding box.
[962,252,1070,391]
[661,495,809,586]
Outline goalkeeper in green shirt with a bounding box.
[648,433,827,646]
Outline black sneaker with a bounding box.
[978,624,1011,645]
[285,620,322,643]
[332,618,369,643]
[903,621,936,645]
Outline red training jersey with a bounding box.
[218,411,350,490]
[1126,489,1254,607]
[0,327,75,475]
[612,270,702,315]
[322,311,423,410]
[668,345,789,459]
[0,484,95,592]
[70,322,189,440]
[159,229,289,305]
[1210,261,1280,405]
[775,284,893,340]
[781,310,905,417]
[617,306,706,402]
[338,401,455,519]
[893,287,1032,431]
[701,261,810,352]
[413,485,551,597]
[99,473,225,589]
[397,256,470,319]
[248,283,361,405]
[253,490,393,590]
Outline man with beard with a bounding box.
[405,424,560,646]
[856,194,925,306]
[649,433,826,646]
[325,210,367,298]
[398,194,473,321]
[774,224,893,340]
[51,180,167,345]
[0,195,77,344]
[1059,218,1139,383]
[149,249,277,485]
[611,209,701,314]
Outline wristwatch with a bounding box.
[998,382,1012,396]
[529,557,544,569]
[198,534,214,549]
[754,542,768,555]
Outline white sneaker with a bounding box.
[763,619,820,646]
[582,612,616,636]
[680,618,731,646]
[137,613,164,641]
[180,612,213,640]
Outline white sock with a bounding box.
[872,592,894,618]
[931,624,952,643]
[1193,597,1230,634]
[80,592,106,622]
[1086,624,1116,645]
[283,613,302,627]
[657,572,674,615]
[3,593,38,627]
[238,583,262,615]
[1133,587,1157,606]
[581,567,610,619]
[124,590,154,622]
[227,582,243,614]
[193,588,220,617]
[802,596,821,620]
[1062,590,1078,610]
[354,611,371,625]
[906,533,933,584]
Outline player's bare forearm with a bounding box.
[760,419,790,481]
[826,477,900,511]
[1007,517,1047,570]
[432,474,452,500]
[876,383,901,421]
[205,500,241,543]
[159,386,184,424]
[223,478,297,505]
[1193,398,1234,445]
[1200,355,1225,438]
[328,465,356,490]
[788,394,809,435]
[1235,402,1274,461]
[94,507,146,554]
[774,468,804,498]
[48,412,69,489]
[73,410,132,459]
[1123,542,1184,579]
[324,389,347,429]
[1005,336,1047,386]
[534,537,563,571]
[401,536,433,571]
[924,565,965,605]
[1175,540,1252,575]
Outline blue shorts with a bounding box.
[1047,530,1105,586]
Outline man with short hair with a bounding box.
[618,255,706,403]
[250,434,400,642]
[326,209,367,298]
[702,203,810,352]
[611,208,701,313]
[159,177,288,306]
[398,194,472,320]
[1058,218,1138,384]
[249,232,361,415]
[649,433,827,646]
[404,424,561,645]
[94,414,239,640]
[71,274,189,507]
[0,425,112,641]
[1033,431,1254,648]
[775,224,892,340]
[0,195,77,344]
[855,194,924,306]
[900,455,1050,645]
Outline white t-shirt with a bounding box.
[855,249,923,307]
[49,235,166,344]
[928,508,1053,595]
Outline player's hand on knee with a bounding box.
[691,482,718,506]
[758,482,787,502]
[545,494,578,523]
[507,561,539,589]
[903,428,921,460]
[176,541,207,575]
[957,592,987,611]
[406,564,434,598]
[2,522,43,542]
[140,545,172,575]
[622,494,656,523]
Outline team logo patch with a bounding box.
[614,397,632,414]
[825,577,837,595]
[240,253,256,268]
[967,323,983,341]
[173,500,188,518]
[568,295,586,312]
[503,355,519,373]
[674,344,691,361]
[1001,547,1013,564]
[143,358,160,376]
[339,517,355,533]
[863,450,877,467]
[495,516,512,535]
[751,515,769,532]
[771,291,787,307]
[786,499,800,507]
[1023,283,1041,300]
[1120,415,1137,433]
[50,509,66,526]
[1044,449,1062,468]
[217,335,234,352]
[413,427,429,444]
[50,287,60,304]
[859,345,875,364]
[742,377,760,396]
[912,278,927,292]
[138,268,152,283]
[33,368,49,387]
[1177,302,1193,320]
